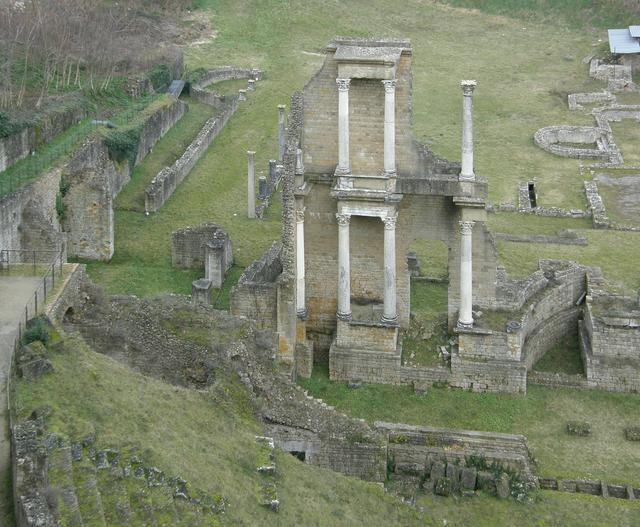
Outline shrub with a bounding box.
[566,421,591,437]
[148,64,172,92]
[0,111,23,138]
[22,317,51,347]
[55,192,66,221]
[624,426,640,441]
[104,126,142,166]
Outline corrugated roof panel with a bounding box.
[609,28,640,54]
[629,25,640,38]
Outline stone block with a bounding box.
[496,472,511,499]
[192,279,212,306]
[476,471,496,495]
[460,467,477,491]
[445,463,460,493]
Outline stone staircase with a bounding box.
[15,424,226,526]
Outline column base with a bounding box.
[457,319,474,330]
[297,308,308,320]
[459,172,475,182]
[337,311,352,322]
[380,314,398,325]
[382,170,397,178]
[335,166,351,176]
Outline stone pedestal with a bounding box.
[205,240,225,288]
[247,79,256,91]
[458,220,474,328]
[247,150,256,218]
[238,89,247,101]
[192,279,212,306]
[460,80,477,181]
[258,176,267,200]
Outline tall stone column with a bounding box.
[458,220,475,329]
[278,105,286,163]
[382,80,397,176]
[381,213,398,323]
[460,80,477,182]
[296,207,306,317]
[336,78,351,175]
[247,150,256,219]
[295,147,304,175]
[336,213,351,320]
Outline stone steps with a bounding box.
[48,446,84,526]
[72,457,107,527]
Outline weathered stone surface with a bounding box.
[477,471,496,495]
[460,467,477,491]
[496,472,511,499]
[434,477,452,497]
[17,342,53,380]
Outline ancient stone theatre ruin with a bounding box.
[231,37,640,395]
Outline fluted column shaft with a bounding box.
[278,105,286,163]
[460,80,477,181]
[247,151,256,219]
[336,213,351,320]
[458,220,475,328]
[336,79,351,174]
[382,80,397,176]
[382,214,398,322]
[296,208,306,316]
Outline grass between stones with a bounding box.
[299,366,640,486]
[533,333,584,375]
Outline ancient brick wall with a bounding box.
[171,223,220,268]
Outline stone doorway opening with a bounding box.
[403,240,451,368]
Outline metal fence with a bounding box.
[4,247,66,418]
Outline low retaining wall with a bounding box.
[145,97,239,213]
[190,66,262,107]
[377,422,534,477]
[589,59,636,92]
[539,476,638,500]
[533,125,613,160]
[0,100,89,173]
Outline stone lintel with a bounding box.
[454,197,487,222]
[330,188,403,204]
[336,199,400,219]
[454,325,494,336]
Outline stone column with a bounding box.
[247,151,256,218]
[296,207,306,317]
[460,80,477,181]
[458,220,475,329]
[238,89,247,101]
[247,79,256,91]
[192,279,212,306]
[382,80,397,176]
[278,105,286,163]
[336,78,351,174]
[381,213,398,323]
[295,147,304,175]
[336,213,351,320]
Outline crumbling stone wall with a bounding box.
[589,59,636,92]
[190,66,262,107]
[230,241,282,330]
[145,98,239,213]
[0,166,66,257]
[0,101,89,173]
[64,99,186,260]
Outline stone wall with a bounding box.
[0,100,89,173]
[145,98,239,213]
[533,125,614,161]
[0,167,66,257]
[377,422,534,477]
[190,66,262,107]
[589,59,636,92]
[230,241,282,330]
[64,99,186,260]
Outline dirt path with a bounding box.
[0,276,41,526]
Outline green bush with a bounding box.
[566,421,591,437]
[104,126,142,166]
[22,317,51,347]
[55,192,66,221]
[148,64,172,92]
[624,426,640,441]
[0,111,24,138]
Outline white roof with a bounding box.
[629,25,640,38]
[608,28,640,54]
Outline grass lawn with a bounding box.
[611,119,640,166]
[206,78,250,96]
[299,366,640,485]
[533,333,584,375]
[115,96,217,212]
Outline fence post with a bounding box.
[52,263,55,289]
[25,306,28,326]
[35,290,38,315]
[44,276,47,299]
[33,250,36,274]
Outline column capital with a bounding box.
[382,79,397,93]
[247,150,256,157]
[295,207,305,223]
[459,220,475,235]
[278,104,286,110]
[460,80,477,96]
[336,212,351,225]
[336,78,351,91]
[382,213,398,230]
